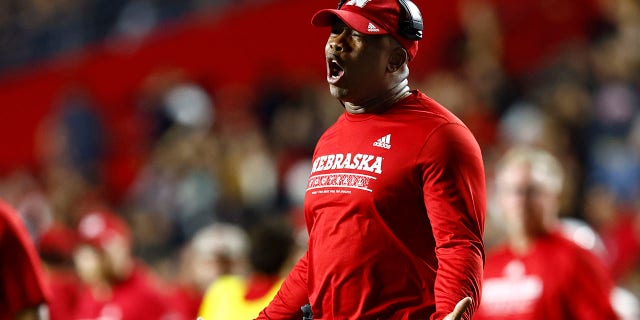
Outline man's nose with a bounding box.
[329,40,344,52]
[328,32,348,52]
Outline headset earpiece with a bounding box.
[397,0,423,40]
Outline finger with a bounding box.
[452,297,472,316]
[444,297,472,320]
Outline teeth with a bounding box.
[329,60,343,78]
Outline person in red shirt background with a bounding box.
[37,223,81,320]
[257,0,486,319]
[72,210,170,320]
[475,146,619,319]
[0,198,50,320]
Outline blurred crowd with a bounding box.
[0,0,272,73]
[0,0,639,319]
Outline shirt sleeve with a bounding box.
[255,250,309,320]
[418,123,486,320]
[0,200,50,317]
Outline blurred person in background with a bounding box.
[257,0,485,319]
[582,184,640,285]
[560,217,640,320]
[475,146,618,319]
[0,198,50,320]
[186,223,249,292]
[72,210,170,320]
[164,222,249,320]
[125,79,221,264]
[37,223,81,320]
[198,218,294,319]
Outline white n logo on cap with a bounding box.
[345,0,371,8]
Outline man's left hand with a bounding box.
[443,297,472,320]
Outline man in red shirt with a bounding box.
[475,147,618,319]
[72,210,170,320]
[0,199,50,320]
[37,223,81,320]
[257,0,486,319]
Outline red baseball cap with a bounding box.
[38,223,78,262]
[311,0,420,60]
[77,211,131,250]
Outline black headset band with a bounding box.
[397,0,423,40]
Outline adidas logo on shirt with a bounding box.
[373,134,391,149]
[367,23,380,32]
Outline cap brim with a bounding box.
[311,9,389,35]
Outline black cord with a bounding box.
[301,304,313,320]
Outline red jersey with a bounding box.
[475,231,618,320]
[73,265,169,320]
[258,90,486,320]
[0,199,50,319]
[46,268,81,320]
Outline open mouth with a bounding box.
[327,59,344,83]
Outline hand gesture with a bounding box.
[443,297,472,320]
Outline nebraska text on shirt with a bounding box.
[311,153,383,174]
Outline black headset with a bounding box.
[336,0,423,40]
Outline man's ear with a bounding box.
[387,47,408,72]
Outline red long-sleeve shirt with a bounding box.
[73,264,170,320]
[258,90,485,320]
[475,231,618,320]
